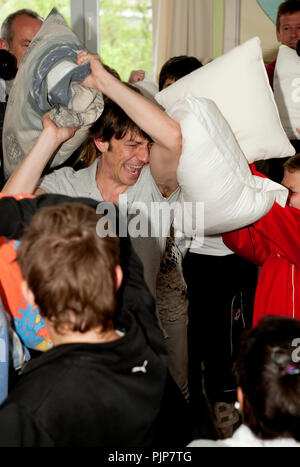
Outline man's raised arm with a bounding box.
[77,52,182,196]
[2,113,77,195]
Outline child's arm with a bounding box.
[223,225,269,266]
[223,163,284,266]
[253,201,300,269]
[224,201,300,269]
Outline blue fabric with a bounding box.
[256,0,282,24]
[32,46,91,111]
[0,301,9,405]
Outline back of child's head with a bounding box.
[158,55,203,91]
[17,203,120,334]
[234,316,300,441]
[283,153,300,173]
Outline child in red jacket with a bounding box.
[223,154,300,326]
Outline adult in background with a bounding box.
[266,0,300,88]
[264,0,300,181]
[0,9,43,188]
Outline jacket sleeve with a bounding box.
[253,201,300,269]
[222,225,270,266]
[0,193,98,239]
[224,201,300,269]
[223,165,284,266]
[116,235,167,362]
[223,162,270,265]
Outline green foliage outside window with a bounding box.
[99,0,152,81]
[0,0,71,25]
[0,0,153,81]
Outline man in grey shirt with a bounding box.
[2,51,182,297]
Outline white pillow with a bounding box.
[156,37,294,164]
[169,97,288,237]
[274,45,300,140]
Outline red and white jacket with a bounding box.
[223,170,300,327]
[223,164,300,326]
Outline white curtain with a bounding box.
[152,0,213,81]
[223,0,241,53]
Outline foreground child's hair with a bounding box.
[17,203,120,334]
[234,316,300,441]
[283,153,300,173]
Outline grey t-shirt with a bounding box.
[40,160,181,297]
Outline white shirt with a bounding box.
[188,425,300,447]
[189,234,233,257]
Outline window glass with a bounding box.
[99,0,152,81]
[0,0,153,81]
[0,1,70,27]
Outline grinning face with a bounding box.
[276,12,300,50]
[95,131,152,189]
[282,168,300,209]
[8,14,43,67]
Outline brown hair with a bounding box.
[276,0,300,31]
[283,153,300,172]
[17,203,120,334]
[74,85,152,168]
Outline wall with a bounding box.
[240,0,279,63]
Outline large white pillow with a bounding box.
[156,37,294,164]
[274,45,300,140]
[169,97,288,237]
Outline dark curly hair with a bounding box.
[234,316,300,441]
[158,55,203,91]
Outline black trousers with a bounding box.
[182,251,257,409]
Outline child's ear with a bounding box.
[94,138,109,153]
[21,280,38,309]
[115,265,123,291]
